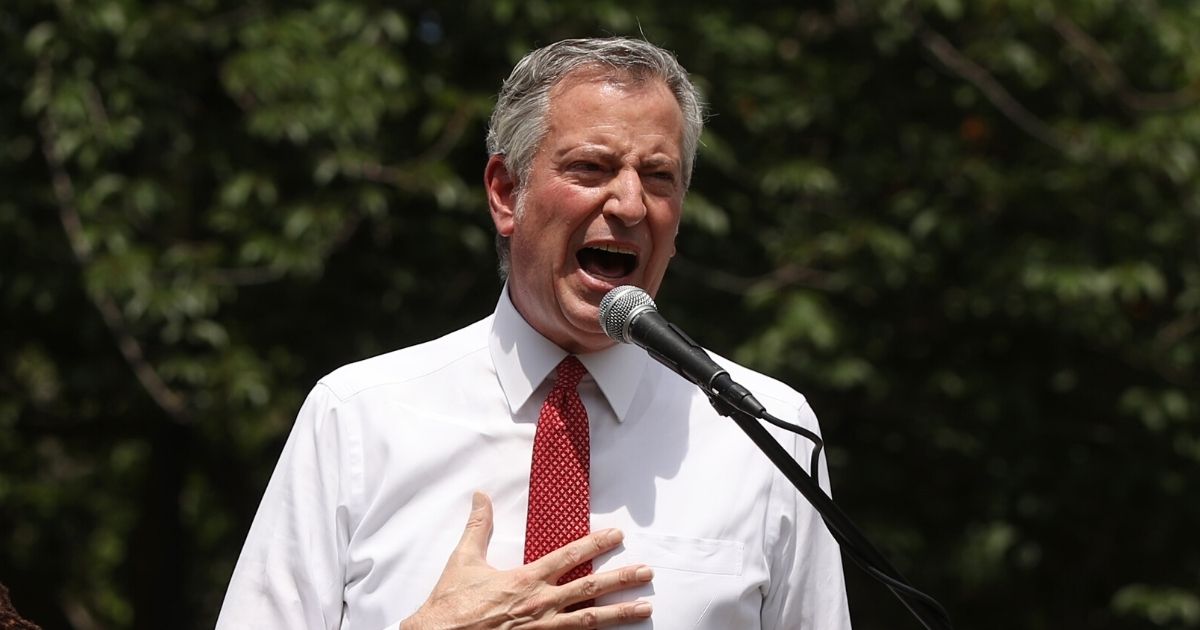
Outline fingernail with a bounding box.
[633,601,652,616]
[471,491,485,510]
[636,566,653,581]
[606,529,623,544]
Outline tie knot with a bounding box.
[554,356,586,391]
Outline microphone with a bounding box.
[598,286,766,418]
[600,291,953,630]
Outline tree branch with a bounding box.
[334,103,474,192]
[671,256,834,294]
[36,59,191,424]
[1156,313,1200,349]
[1152,313,1200,387]
[205,265,287,286]
[1051,14,1199,112]
[62,594,104,630]
[417,103,473,164]
[349,159,428,189]
[910,16,1074,154]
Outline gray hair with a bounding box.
[487,37,705,278]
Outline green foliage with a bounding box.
[2,0,1198,628]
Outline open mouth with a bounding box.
[577,244,638,279]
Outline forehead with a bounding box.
[551,64,658,94]
[547,66,674,111]
[541,70,684,151]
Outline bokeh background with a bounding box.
[3,0,1199,628]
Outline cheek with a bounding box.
[645,214,680,284]
[537,190,595,236]
[650,210,681,253]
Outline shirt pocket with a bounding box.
[595,532,749,629]
[613,531,743,575]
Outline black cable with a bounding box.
[713,399,954,630]
[761,410,951,628]
[756,411,825,486]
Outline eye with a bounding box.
[642,170,679,193]
[569,161,605,173]
[565,160,611,186]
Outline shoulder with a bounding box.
[316,315,493,402]
[706,349,811,412]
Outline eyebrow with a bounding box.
[638,156,679,171]
[557,146,680,170]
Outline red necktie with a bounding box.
[524,356,592,592]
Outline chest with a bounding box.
[338,391,777,629]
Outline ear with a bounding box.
[484,155,517,237]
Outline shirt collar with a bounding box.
[489,286,648,423]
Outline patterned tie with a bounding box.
[524,356,592,596]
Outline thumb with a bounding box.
[452,491,494,563]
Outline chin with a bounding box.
[559,301,605,338]
[565,302,600,331]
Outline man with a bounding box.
[217,37,851,629]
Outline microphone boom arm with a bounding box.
[710,394,954,630]
[598,284,953,630]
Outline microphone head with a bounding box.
[599,285,658,344]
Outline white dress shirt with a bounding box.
[216,289,851,629]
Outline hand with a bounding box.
[401,492,653,630]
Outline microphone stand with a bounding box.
[706,393,954,630]
[597,284,952,627]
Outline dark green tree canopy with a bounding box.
[2,1,1198,627]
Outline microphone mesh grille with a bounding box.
[599,285,657,344]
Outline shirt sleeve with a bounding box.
[216,383,362,629]
[760,401,853,630]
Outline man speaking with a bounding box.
[217,37,851,629]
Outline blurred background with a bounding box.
[2,0,1198,628]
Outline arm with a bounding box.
[216,384,355,629]
[218,385,654,630]
[760,402,852,630]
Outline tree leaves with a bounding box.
[2,0,1198,628]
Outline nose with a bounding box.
[602,167,648,227]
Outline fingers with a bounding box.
[559,564,654,609]
[451,491,494,563]
[532,529,625,582]
[548,599,654,629]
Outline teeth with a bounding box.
[590,244,636,256]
